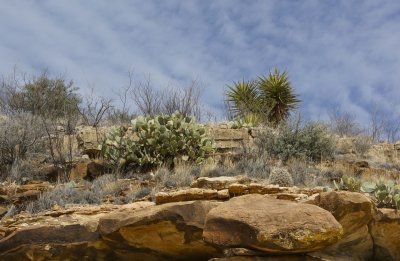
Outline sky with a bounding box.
[1,0,400,124]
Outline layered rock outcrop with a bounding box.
[0,184,399,260]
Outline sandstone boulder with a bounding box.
[69,159,107,181]
[0,202,154,259]
[99,200,222,260]
[370,208,400,261]
[203,194,343,254]
[311,191,375,260]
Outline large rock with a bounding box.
[203,194,343,254]
[0,202,154,259]
[99,200,222,260]
[311,191,375,260]
[69,159,107,181]
[370,208,400,261]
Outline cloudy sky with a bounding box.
[1,0,400,123]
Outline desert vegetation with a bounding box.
[0,68,399,219]
[0,69,399,261]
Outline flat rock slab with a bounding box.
[191,176,251,190]
[203,194,343,254]
[155,188,221,205]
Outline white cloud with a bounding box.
[0,0,399,123]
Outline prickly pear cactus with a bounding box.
[102,112,214,172]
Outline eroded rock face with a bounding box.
[370,208,400,261]
[203,194,343,254]
[99,200,222,260]
[311,191,375,260]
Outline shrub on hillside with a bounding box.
[256,121,335,162]
[102,112,215,173]
[2,73,81,119]
[353,135,373,158]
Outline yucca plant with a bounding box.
[258,69,300,126]
[225,68,300,126]
[226,79,260,119]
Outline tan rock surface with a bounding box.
[191,176,251,190]
[0,202,154,258]
[155,188,220,204]
[311,191,375,260]
[203,194,343,254]
[99,200,222,260]
[370,208,400,261]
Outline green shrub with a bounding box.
[102,112,215,172]
[256,121,335,162]
[268,167,293,187]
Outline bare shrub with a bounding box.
[26,175,130,214]
[0,114,41,165]
[286,159,318,187]
[125,186,151,202]
[329,109,363,137]
[354,135,373,158]
[234,154,270,180]
[154,164,198,188]
[127,73,204,121]
[131,75,162,117]
[78,88,113,127]
[162,81,202,120]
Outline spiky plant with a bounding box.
[225,68,300,126]
[258,68,300,125]
[225,80,260,119]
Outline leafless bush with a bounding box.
[126,73,204,120]
[162,81,202,120]
[78,88,113,127]
[0,113,41,166]
[108,81,136,125]
[234,155,270,180]
[131,75,163,116]
[381,116,400,143]
[154,164,199,188]
[329,109,363,137]
[354,135,373,158]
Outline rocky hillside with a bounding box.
[0,176,399,260]
[1,125,400,260]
